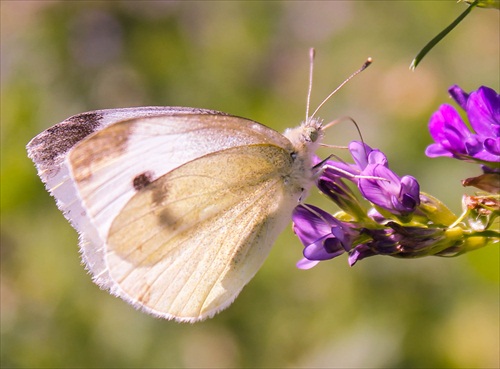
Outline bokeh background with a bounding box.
[1,1,499,368]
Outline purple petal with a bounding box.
[425,143,454,158]
[429,105,471,143]
[448,85,469,111]
[348,141,373,169]
[303,238,344,261]
[367,150,389,167]
[484,137,500,157]
[296,258,320,270]
[292,205,336,246]
[467,86,500,138]
[400,176,420,204]
[358,165,399,210]
[331,225,351,251]
[463,135,485,156]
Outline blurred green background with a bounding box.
[1,1,499,368]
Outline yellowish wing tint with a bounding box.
[65,114,294,293]
[104,144,301,322]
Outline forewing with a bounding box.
[105,144,301,322]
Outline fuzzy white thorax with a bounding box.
[283,117,324,193]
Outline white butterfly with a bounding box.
[26,52,370,322]
[27,106,323,322]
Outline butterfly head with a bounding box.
[282,117,324,194]
[301,117,323,144]
[284,117,323,155]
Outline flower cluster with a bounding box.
[426,85,499,168]
[293,85,499,268]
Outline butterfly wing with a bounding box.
[103,144,301,321]
[28,110,301,321]
[27,108,233,289]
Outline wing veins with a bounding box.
[171,177,282,316]
[117,175,280,315]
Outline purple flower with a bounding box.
[358,161,420,218]
[292,204,358,269]
[320,141,420,217]
[426,85,500,164]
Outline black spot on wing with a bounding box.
[133,171,154,191]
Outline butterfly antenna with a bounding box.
[310,57,373,119]
[305,48,316,122]
[322,116,369,162]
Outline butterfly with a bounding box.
[26,51,370,322]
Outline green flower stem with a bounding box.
[410,0,479,70]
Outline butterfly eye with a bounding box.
[302,127,319,143]
[309,130,319,143]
